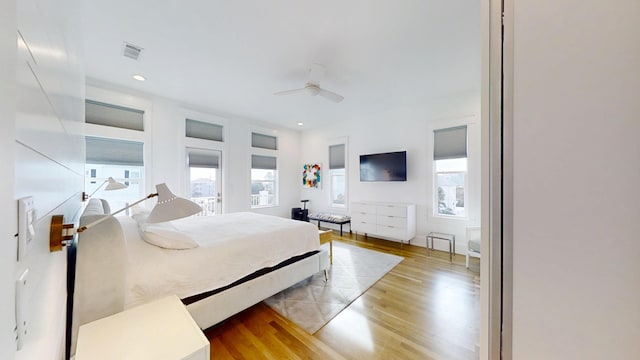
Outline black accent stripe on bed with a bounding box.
[181,250,319,305]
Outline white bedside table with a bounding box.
[75,295,209,360]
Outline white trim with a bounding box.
[482,0,505,358]
[499,0,514,357]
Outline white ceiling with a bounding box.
[81,0,480,130]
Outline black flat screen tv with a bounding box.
[359,151,407,182]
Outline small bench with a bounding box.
[308,213,352,236]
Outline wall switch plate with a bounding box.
[18,197,35,262]
[16,269,29,351]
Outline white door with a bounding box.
[187,148,222,215]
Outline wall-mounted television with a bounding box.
[359,151,407,182]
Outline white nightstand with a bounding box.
[75,295,209,360]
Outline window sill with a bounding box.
[329,204,346,209]
[432,214,469,221]
[251,205,278,209]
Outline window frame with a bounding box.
[433,158,469,219]
[250,154,278,208]
[249,128,279,209]
[432,125,469,220]
[84,136,145,210]
[180,109,228,213]
[85,85,152,200]
[328,139,348,208]
[185,147,221,216]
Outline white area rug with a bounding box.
[263,242,403,334]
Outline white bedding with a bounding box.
[119,212,320,308]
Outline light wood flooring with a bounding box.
[204,231,481,360]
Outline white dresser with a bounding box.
[75,295,209,360]
[351,201,416,243]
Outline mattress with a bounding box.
[119,212,320,308]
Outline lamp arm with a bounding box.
[77,193,158,233]
[82,180,108,201]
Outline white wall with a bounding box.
[511,0,640,358]
[5,0,85,358]
[300,91,481,252]
[85,82,303,219]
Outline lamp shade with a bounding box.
[146,183,202,223]
[104,177,128,191]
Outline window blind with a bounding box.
[85,136,144,166]
[251,155,277,170]
[185,119,224,142]
[433,125,467,160]
[329,144,345,169]
[251,132,277,150]
[188,150,219,168]
[85,100,144,131]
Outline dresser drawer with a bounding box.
[376,205,407,217]
[352,202,377,214]
[376,225,408,240]
[352,221,376,234]
[376,215,407,228]
[352,213,376,224]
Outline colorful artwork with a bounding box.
[302,163,321,188]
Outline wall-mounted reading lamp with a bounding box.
[82,177,128,201]
[50,183,202,251]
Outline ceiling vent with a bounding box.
[122,42,143,60]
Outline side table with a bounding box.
[75,295,209,360]
[427,232,456,262]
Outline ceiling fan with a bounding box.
[274,64,344,103]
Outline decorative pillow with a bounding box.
[140,222,198,250]
[130,206,150,224]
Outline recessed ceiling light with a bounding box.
[297,122,304,126]
[132,74,146,82]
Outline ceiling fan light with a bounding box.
[305,85,320,96]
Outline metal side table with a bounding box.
[427,232,456,262]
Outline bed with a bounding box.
[71,198,329,355]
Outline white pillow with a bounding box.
[140,222,198,250]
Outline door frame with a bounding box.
[481,0,511,358]
[185,147,223,215]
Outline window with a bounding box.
[187,149,220,216]
[251,155,277,208]
[85,99,144,131]
[433,126,467,217]
[85,136,144,209]
[329,144,346,206]
[251,132,277,150]
[186,119,224,142]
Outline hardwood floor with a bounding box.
[204,231,481,360]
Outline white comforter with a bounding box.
[119,212,320,308]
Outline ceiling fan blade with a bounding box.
[274,88,307,96]
[317,88,344,103]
